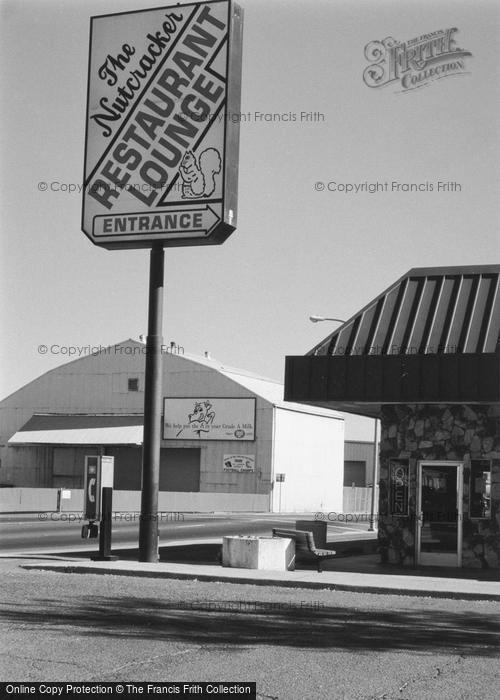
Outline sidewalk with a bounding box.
[10,542,500,601]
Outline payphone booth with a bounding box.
[83,455,116,560]
[83,455,114,522]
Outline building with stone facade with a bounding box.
[285,265,500,569]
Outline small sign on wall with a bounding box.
[389,460,409,516]
[223,454,255,472]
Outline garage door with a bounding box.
[108,447,200,492]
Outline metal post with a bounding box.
[92,487,117,561]
[139,245,164,562]
[368,418,379,531]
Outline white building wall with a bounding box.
[272,407,344,513]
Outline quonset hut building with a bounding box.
[285,265,500,569]
[0,340,345,513]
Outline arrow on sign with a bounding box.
[93,205,221,239]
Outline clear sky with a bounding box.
[1,0,499,440]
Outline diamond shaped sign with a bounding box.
[82,1,243,249]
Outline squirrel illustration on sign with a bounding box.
[179,148,222,199]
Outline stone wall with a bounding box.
[378,403,500,568]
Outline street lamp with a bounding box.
[309,315,345,324]
[308,313,378,532]
[368,419,379,532]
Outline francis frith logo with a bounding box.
[363,28,472,92]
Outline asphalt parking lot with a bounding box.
[1,557,499,700]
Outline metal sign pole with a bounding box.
[139,245,164,562]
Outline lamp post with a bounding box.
[309,313,378,532]
[309,315,346,324]
[368,418,379,531]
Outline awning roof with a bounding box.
[285,265,500,416]
[311,265,500,357]
[8,414,144,445]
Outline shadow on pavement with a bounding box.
[1,590,499,655]
[38,543,222,565]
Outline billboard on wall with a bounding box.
[163,397,255,440]
[82,0,243,249]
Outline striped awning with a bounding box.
[285,265,500,415]
[8,414,144,445]
[312,265,500,357]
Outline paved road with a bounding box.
[0,513,372,554]
[0,558,498,699]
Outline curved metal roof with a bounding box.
[311,265,500,357]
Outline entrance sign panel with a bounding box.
[82,1,243,249]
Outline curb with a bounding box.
[21,563,500,602]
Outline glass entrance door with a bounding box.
[417,462,463,567]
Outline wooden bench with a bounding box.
[272,528,336,572]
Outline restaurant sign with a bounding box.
[82,1,243,249]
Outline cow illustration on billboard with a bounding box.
[176,399,215,437]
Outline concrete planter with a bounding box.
[222,535,295,571]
